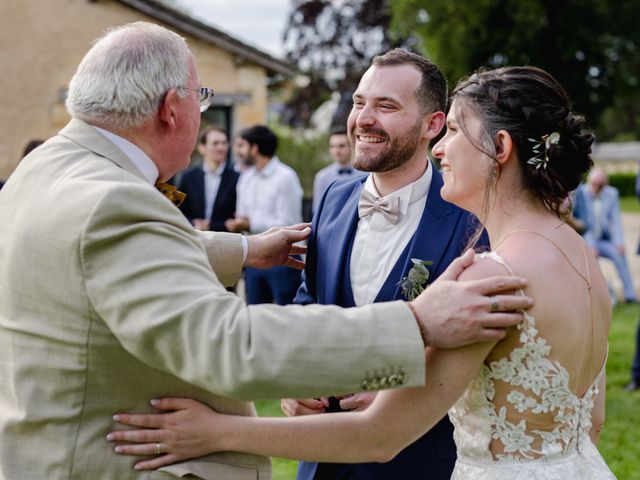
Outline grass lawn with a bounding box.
[256,303,640,479]
[620,195,640,213]
[253,400,298,479]
[599,302,640,479]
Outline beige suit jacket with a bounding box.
[0,119,425,479]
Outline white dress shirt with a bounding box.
[350,164,432,306]
[236,157,303,234]
[202,162,226,221]
[93,126,158,184]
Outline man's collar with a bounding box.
[363,163,432,215]
[256,156,280,177]
[92,126,159,184]
[202,161,226,176]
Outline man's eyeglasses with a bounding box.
[178,86,215,112]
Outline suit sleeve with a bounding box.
[575,187,596,246]
[81,184,425,400]
[196,230,244,286]
[209,168,239,232]
[296,181,340,305]
[609,188,624,246]
[294,196,321,305]
[176,173,195,223]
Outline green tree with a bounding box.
[281,0,411,129]
[390,0,640,140]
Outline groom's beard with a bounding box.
[349,119,422,173]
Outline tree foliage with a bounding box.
[281,0,639,139]
[390,0,640,140]
[281,0,411,128]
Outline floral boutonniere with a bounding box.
[398,258,434,300]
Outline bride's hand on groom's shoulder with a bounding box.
[409,249,534,349]
[107,397,224,471]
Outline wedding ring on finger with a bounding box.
[490,296,500,312]
[155,443,161,455]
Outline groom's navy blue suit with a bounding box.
[294,164,484,480]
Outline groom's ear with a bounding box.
[422,111,446,140]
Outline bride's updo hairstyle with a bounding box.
[450,66,594,217]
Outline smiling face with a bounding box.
[347,64,427,173]
[198,129,229,168]
[433,99,494,213]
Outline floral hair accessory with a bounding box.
[527,131,560,170]
[398,258,434,301]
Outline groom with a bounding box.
[284,50,482,480]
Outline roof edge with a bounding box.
[115,0,297,77]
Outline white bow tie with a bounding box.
[358,190,400,224]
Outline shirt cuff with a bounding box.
[241,235,248,264]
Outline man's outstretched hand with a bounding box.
[410,249,533,349]
[245,223,310,270]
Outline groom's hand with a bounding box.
[409,249,533,348]
[281,398,329,416]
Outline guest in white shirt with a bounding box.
[226,125,304,304]
[312,129,365,213]
[177,127,239,232]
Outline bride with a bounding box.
[108,66,615,479]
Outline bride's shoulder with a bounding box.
[457,250,513,282]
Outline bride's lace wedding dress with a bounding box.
[449,251,616,479]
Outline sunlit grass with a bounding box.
[620,196,640,213]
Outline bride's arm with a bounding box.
[109,341,494,470]
[109,258,510,470]
[589,370,606,444]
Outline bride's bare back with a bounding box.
[453,224,610,458]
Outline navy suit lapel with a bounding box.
[322,181,363,306]
[192,169,206,219]
[375,167,459,302]
[211,167,233,218]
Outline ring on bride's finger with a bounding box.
[490,296,500,312]
[155,443,161,455]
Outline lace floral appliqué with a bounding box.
[448,252,615,479]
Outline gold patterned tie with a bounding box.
[155,181,187,208]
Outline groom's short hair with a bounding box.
[372,49,447,116]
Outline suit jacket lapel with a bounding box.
[190,169,205,220]
[375,166,459,302]
[322,181,363,305]
[212,167,234,219]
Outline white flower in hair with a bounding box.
[527,132,560,170]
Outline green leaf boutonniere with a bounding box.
[398,258,434,301]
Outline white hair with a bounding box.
[66,22,191,129]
